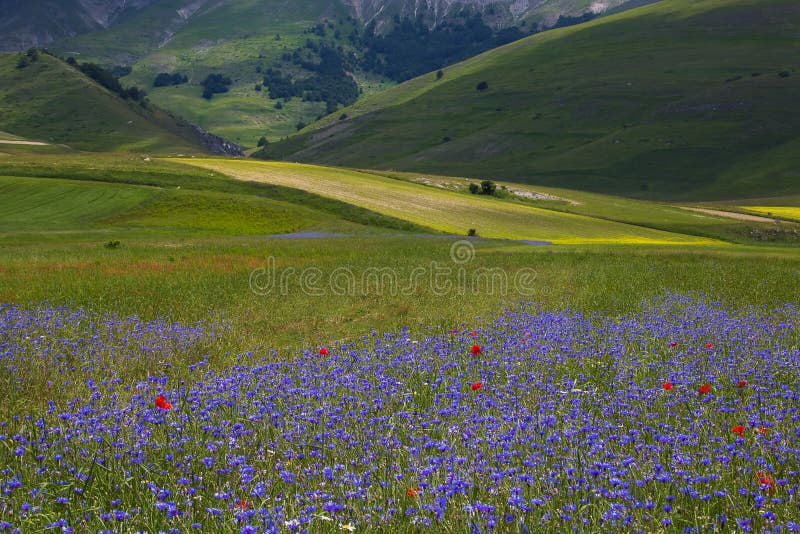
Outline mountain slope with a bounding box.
[258,0,800,200]
[37,0,641,145]
[0,52,237,153]
[0,0,159,51]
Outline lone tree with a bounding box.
[476,81,489,91]
[257,136,267,147]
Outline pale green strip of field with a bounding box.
[742,206,800,222]
[177,159,720,245]
[0,175,156,232]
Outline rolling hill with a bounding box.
[0,51,238,153]
[257,0,800,200]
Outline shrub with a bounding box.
[476,81,489,91]
[153,72,188,87]
[201,73,232,100]
[467,228,477,236]
[257,136,267,147]
[468,183,480,194]
[480,180,496,195]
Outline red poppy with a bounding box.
[731,425,745,437]
[669,341,678,348]
[318,347,328,356]
[471,344,481,356]
[699,384,711,395]
[154,395,172,411]
[756,471,775,493]
[524,332,531,338]
[235,499,249,510]
[755,425,769,436]
[470,331,478,337]
[471,382,483,391]
[662,382,673,391]
[737,380,747,388]
[705,343,713,350]
[406,487,420,498]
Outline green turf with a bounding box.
[1,234,799,351]
[258,0,800,200]
[106,188,338,236]
[0,53,208,153]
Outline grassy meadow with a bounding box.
[0,151,798,349]
[0,146,798,531]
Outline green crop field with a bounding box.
[742,206,800,222]
[0,175,156,232]
[260,0,800,199]
[363,169,797,244]
[180,159,727,245]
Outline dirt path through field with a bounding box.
[0,139,49,146]
[679,206,777,223]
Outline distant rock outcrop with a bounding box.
[189,124,243,157]
[0,0,638,51]
[0,0,159,51]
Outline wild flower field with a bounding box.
[1,295,798,533]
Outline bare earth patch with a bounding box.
[0,139,49,146]
[679,206,777,223]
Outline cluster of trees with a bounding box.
[65,57,147,104]
[469,180,497,196]
[552,12,597,29]
[15,48,39,69]
[153,72,188,87]
[360,14,524,82]
[262,44,359,113]
[110,65,131,78]
[201,73,232,99]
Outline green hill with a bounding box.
[50,0,362,146]
[257,0,800,200]
[0,52,227,154]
